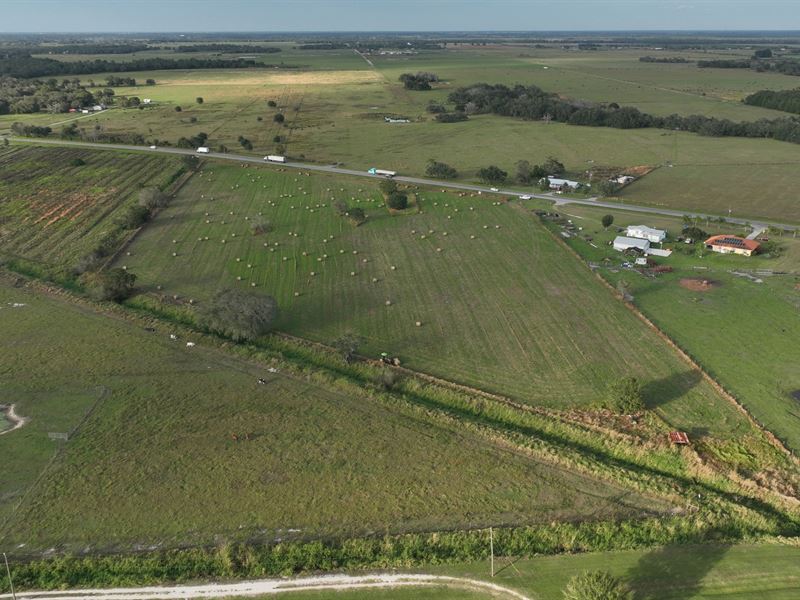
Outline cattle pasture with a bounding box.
[119,160,752,438]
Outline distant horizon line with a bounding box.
[2,29,800,35]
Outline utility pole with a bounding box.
[489,527,494,577]
[3,552,16,600]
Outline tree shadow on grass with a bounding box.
[625,543,730,599]
[641,369,703,410]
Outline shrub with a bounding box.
[201,288,278,342]
[69,157,86,167]
[250,218,274,235]
[435,112,468,123]
[563,571,632,600]
[345,206,366,226]
[86,268,136,302]
[601,214,614,229]
[379,179,398,195]
[174,105,182,112]
[425,159,458,179]
[267,100,277,107]
[605,377,644,414]
[119,205,151,229]
[332,332,362,363]
[273,113,285,123]
[386,191,408,210]
[138,187,168,211]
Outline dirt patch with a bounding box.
[0,404,27,435]
[680,277,719,292]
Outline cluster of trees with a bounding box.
[10,122,51,136]
[744,88,800,114]
[176,132,209,149]
[0,77,105,114]
[697,58,752,69]
[379,179,409,210]
[238,135,253,150]
[514,157,565,184]
[698,56,800,76]
[104,75,136,86]
[399,72,438,90]
[639,56,692,63]
[201,287,278,341]
[0,55,260,78]
[174,44,281,53]
[446,82,800,145]
[425,159,458,179]
[476,165,507,184]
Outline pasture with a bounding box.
[0,278,673,554]
[437,542,800,600]
[0,145,182,274]
[6,44,800,222]
[544,203,800,453]
[118,160,753,439]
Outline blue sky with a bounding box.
[1,0,798,33]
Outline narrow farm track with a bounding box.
[7,138,796,232]
[0,574,533,600]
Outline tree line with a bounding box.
[698,57,800,76]
[444,82,800,145]
[0,75,147,115]
[744,89,800,115]
[0,55,262,78]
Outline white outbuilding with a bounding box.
[626,225,666,243]
[613,236,651,253]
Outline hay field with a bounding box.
[118,161,751,437]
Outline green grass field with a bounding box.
[115,159,755,440]
[540,203,800,453]
[233,543,800,599]
[6,44,800,223]
[438,542,800,600]
[0,145,182,272]
[0,278,675,554]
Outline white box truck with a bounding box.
[265,155,286,163]
[368,167,396,177]
[196,147,210,154]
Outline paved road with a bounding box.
[0,573,531,600]
[7,137,796,233]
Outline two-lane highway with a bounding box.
[7,137,796,233]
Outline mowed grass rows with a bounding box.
[119,161,751,437]
[0,146,182,269]
[0,281,671,553]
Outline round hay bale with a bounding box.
[294,291,300,297]
[310,271,316,276]
[385,300,392,306]
[350,271,356,276]
[390,265,396,270]
[415,321,422,327]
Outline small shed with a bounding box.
[669,431,690,445]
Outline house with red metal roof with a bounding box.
[704,235,760,257]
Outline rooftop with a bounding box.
[704,235,760,252]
